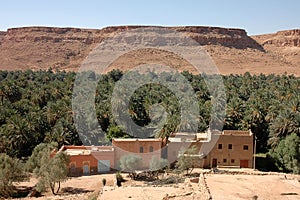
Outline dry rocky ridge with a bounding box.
[0,26,299,75]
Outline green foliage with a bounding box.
[115,171,124,186]
[175,146,198,175]
[270,133,300,174]
[115,171,124,181]
[106,125,130,141]
[0,153,28,197]
[149,156,170,171]
[27,142,70,195]
[120,154,142,172]
[0,69,299,175]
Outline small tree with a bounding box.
[149,157,170,179]
[27,142,70,195]
[270,133,300,174]
[175,146,198,175]
[0,153,28,198]
[119,154,142,179]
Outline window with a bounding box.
[243,145,249,150]
[228,144,232,149]
[149,146,153,152]
[223,158,227,163]
[218,144,222,149]
[139,146,144,153]
[231,159,235,163]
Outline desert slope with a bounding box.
[0,26,299,75]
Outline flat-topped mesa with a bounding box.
[262,29,300,47]
[102,25,261,49]
[5,26,106,44]
[1,25,299,75]
[173,26,261,49]
[2,25,262,50]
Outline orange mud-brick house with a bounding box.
[208,130,254,168]
[59,145,115,176]
[61,130,253,176]
[167,130,254,168]
[112,138,164,170]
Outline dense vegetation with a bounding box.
[0,69,299,172]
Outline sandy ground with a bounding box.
[205,173,300,200]
[100,185,183,200]
[15,170,300,200]
[17,174,113,200]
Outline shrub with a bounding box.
[119,154,142,179]
[102,178,106,186]
[149,157,169,172]
[115,172,124,187]
[0,153,28,198]
[175,146,198,175]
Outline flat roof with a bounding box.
[112,138,162,142]
[222,130,252,136]
[62,145,114,154]
[65,149,91,156]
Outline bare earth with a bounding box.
[1,26,300,76]
[206,173,300,200]
[17,169,300,200]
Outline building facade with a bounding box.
[112,138,163,170]
[59,145,115,176]
[60,130,254,176]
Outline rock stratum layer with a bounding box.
[0,26,299,75]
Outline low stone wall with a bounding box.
[198,173,212,200]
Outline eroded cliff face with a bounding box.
[0,26,299,75]
[0,31,6,43]
[257,29,300,47]
[251,29,300,70]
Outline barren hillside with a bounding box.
[0,26,299,75]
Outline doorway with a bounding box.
[83,162,90,175]
[212,158,217,168]
[240,160,249,168]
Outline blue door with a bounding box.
[98,160,110,173]
[83,164,90,175]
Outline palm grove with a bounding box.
[0,69,299,194]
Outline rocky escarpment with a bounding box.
[252,29,300,71]
[172,26,263,50]
[259,29,300,47]
[0,31,6,43]
[0,25,264,72]
[0,26,299,75]
[3,26,263,48]
[5,27,104,44]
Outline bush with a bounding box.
[149,157,169,172]
[0,153,28,198]
[119,154,142,179]
[102,178,106,186]
[115,172,124,187]
[175,146,198,175]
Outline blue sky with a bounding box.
[0,0,299,35]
